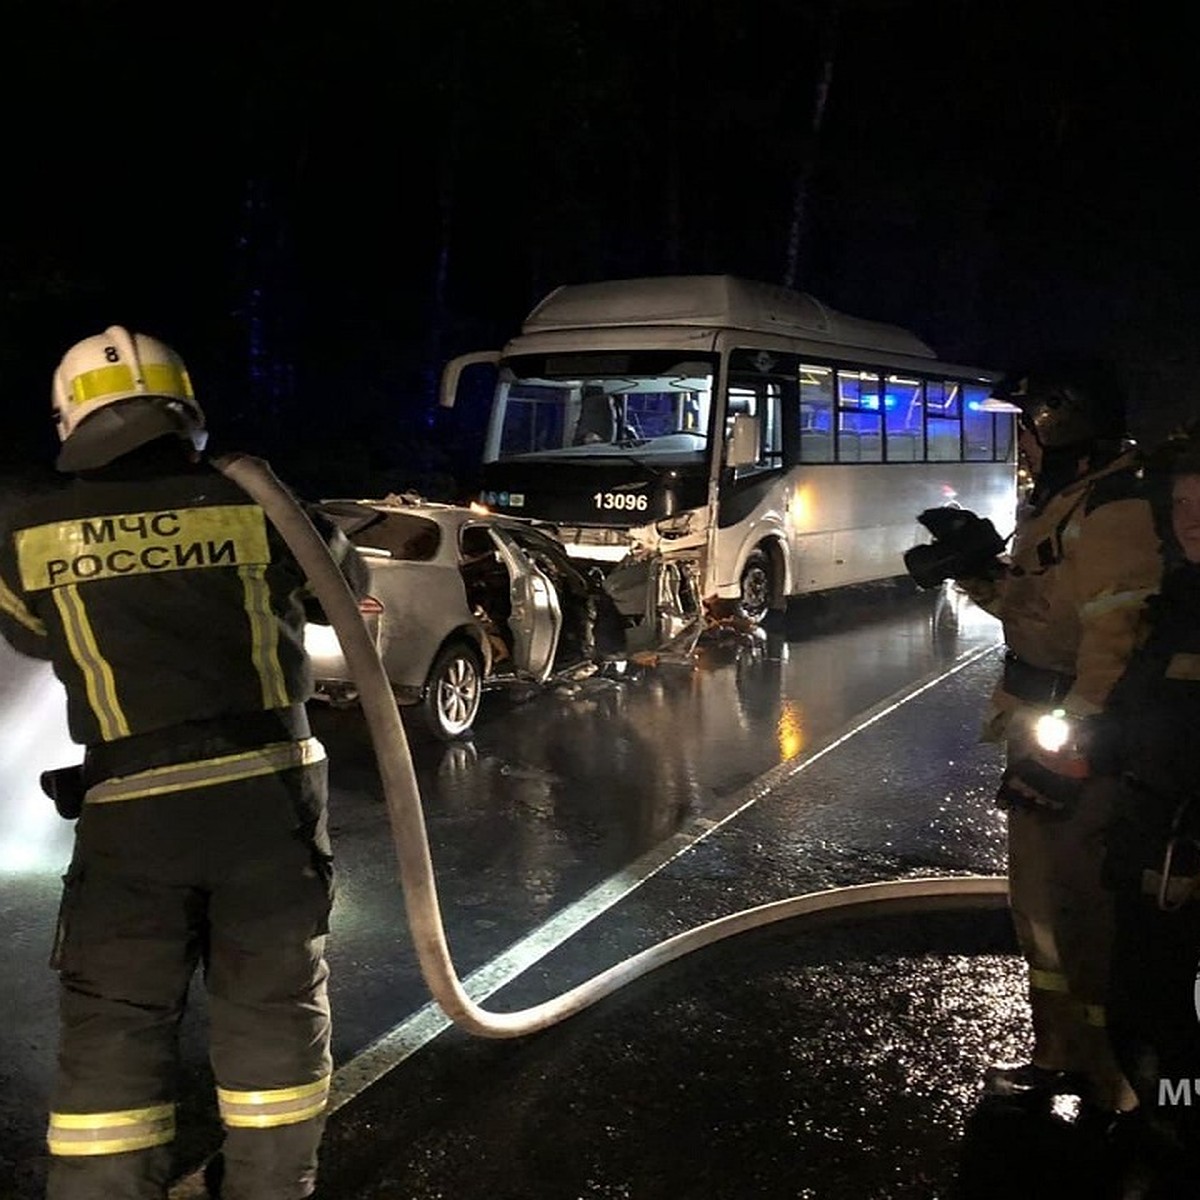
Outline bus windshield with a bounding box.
[485,352,716,464]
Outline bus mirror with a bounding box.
[727,413,760,467]
[440,350,501,408]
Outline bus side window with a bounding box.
[799,363,834,463]
[726,381,783,470]
[994,411,1017,463]
[963,384,996,460]
[837,371,882,462]
[800,434,832,463]
[926,380,962,461]
[857,431,882,462]
[885,376,924,462]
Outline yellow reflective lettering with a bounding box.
[150,512,181,537]
[117,515,150,538]
[106,550,137,574]
[81,518,116,545]
[175,541,205,568]
[17,505,269,590]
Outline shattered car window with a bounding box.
[320,506,442,561]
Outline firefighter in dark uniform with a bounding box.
[1093,426,1200,1191]
[904,367,1163,1120]
[0,326,367,1200]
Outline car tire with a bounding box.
[736,550,772,624]
[422,640,483,740]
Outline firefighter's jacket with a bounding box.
[0,450,366,765]
[959,449,1162,739]
[1099,561,1200,887]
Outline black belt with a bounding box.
[1002,651,1075,704]
[84,705,311,785]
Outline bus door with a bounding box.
[715,358,789,599]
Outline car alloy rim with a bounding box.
[438,656,480,734]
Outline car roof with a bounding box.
[317,495,548,535]
[319,496,473,518]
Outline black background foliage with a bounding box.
[3,0,1198,494]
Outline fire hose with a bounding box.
[215,452,1009,1040]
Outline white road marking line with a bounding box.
[168,641,1000,1198]
[327,641,1001,1110]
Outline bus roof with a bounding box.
[522,275,939,360]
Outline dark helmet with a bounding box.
[992,364,1126,449]
[1143,420,1200,478]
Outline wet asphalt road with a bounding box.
[303,646,1031,1200]
[303,641,1134,1200]
[0,582,1034,1199]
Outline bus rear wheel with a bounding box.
[736,551,772,624]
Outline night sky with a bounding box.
[3,1,1198,494]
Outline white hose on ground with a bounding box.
[216,452,1009,1038]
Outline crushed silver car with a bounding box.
[303,495,702,739]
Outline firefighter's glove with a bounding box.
[996,757,1084,817]
[903,508,1006,590]
[40,765,85,820]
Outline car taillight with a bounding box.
[359,596,384,616]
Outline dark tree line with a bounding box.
[3,0,1199,488]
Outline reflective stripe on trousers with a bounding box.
[1006,785,1137,1109]
[47,1074,332,1158]
[1029,969,1109,1028]
[46,752,333,1198]
[47,1103,175,1156]
[218,1076,331,1129]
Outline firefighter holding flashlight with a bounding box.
[905,365,1162,1122]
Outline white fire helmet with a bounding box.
[51,325,207,472]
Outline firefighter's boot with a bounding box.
[983,1061,1091,1099]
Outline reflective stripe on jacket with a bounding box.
[84,738,326,804]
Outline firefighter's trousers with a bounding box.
[1108,870,1200,1168]
[1006,782,1137,1112]
[46,750,334,1200]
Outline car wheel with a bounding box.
[422,640,483,740]
[736,550,772,624]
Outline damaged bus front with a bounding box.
[439,275,1015,634]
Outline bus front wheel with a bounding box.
[736,551,772,624]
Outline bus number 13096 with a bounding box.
[594,492,649,512]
